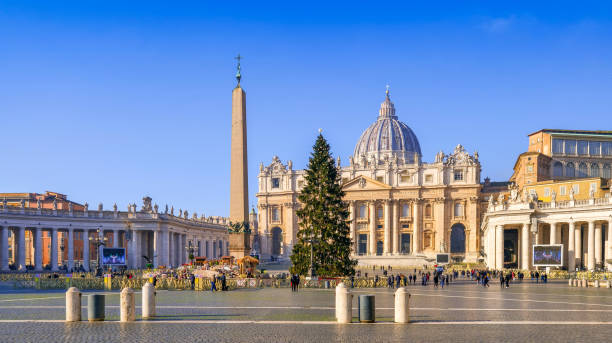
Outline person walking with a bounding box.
[210,275,217,292]
[500,272,505,288]
[190,273,195,290]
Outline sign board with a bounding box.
[532,244,563,267]
[436,253,450,265]
[102,248,126,266]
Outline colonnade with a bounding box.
[491,218,612,271]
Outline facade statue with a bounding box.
[113,203,118,212]
[530,192,538,203]
[487,195,495,210]
[497,193,505,205]
[521,188,528,203]
[68,202,73,212]
[20,200,25,208]
[287,160,293,170]
[164,204,168,214]
[37,199,41,209]
[569,187,575,201]
[170,206,174,215]
[509,185,519,203]
[589,188,595,199]
[184,210,188,219]
[2,198,6,208]
[153,204,158,214]
[259,162,264,172]
[53,199,58,210]
[84,202,89,212]
[474,151,479,160]
[98,203,103,211]
[142,196,153,212]
[179,209,183,217]
[551,190,557,202]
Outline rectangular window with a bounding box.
[589,141,601,156]
[552,139,564,154]
[572,184,579,194]
[377,207,383,219]
[454,170,464,181]
[565,140,576,155]
[271,178,280,189]
[376,176,384,183]
[401,224,409,229]
[603,142,612,156]
[543,188,550,197]
[271,207,280,221]
[577,141,588,155]
[358,205,367,218]
[425,175,433,183]
[358,234,368,255]
[559,186,567,196]
[401,204,410,217]
[590,182,597,192]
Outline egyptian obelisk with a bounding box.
[229,55,250,258]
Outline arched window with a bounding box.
[565,162,575,177]
[553,162,563,177]
[590,163,600,177]
[424,204,432,218]
[454,203,463,217]
[603,164,611,179]
[578,163,588,178]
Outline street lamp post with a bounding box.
[89,227,108,276]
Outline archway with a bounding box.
[271,227,282,256]
[450,223,466,254]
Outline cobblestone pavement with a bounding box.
[0,280,611,342]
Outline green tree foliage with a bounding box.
[290,134,357,277]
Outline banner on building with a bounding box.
[532,244,563,266]
[102,248,126,266]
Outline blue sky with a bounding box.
[1,1,611,216]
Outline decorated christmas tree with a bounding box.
[290,133,356,277]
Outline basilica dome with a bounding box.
[353,89,421,163]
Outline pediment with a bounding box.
[342,175,391,191]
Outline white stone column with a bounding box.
[595,223,602,267]
[1,227,9,271]
[18,227,26,270]
[349,201,356,254]
[67,229,74,271]
[383,200,391,255]
[550,223,557,244]
[51,228,58,271]
[575,225,582,269]
[181,234,187,263]
[113,230,119,248]
[392,200,399,254]
[412,201,421,254]
[568,221,575,272]
[587,221,595,271]
[495,225,504,270]
[162,230,169,267]
[82,229,90,272]
[368,202,376,255]
[607,219,612,271]
[521,223,530,270]
[34,228,42,271]
[153,230,160,268]
[132,230,140,269]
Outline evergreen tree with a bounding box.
[290,134,357,277]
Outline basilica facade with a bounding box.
[256,90,482,266]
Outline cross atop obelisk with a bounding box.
[235,54,242,85]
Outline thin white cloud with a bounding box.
[480,15,516,33]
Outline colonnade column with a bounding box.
[392,200,399,254]
[495,225,504,270]
[181,234,187,264]
[113,230,119,248]
[607,219,612,271]
[567,222,575,272]
[67,229,74,271]
[383,200,391,255]
[587,221,595,271]
[162,230,169,267]
[51,228,58,271]
[595,223,602,267]
[34,228,42,271]
[82,229,90,272]
[132,230,140,269]
[575,225,582,269]
[153,230,160,268]
[18,227,25,270]
[550,223,557,244]
[368,202,376,255]
[349,201,356,254]
[412,200,421,254]
[521,223,530,270]
[1,227,8,271]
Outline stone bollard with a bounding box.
[606,280,611,289]
[573,279,578,287]
[594,280,600,288]
[581,279,588,288]
[394,287,410,323]
[568,278,573,287]
[120,288,135,322]
[335,282,352,323]
[142,282,156,319]
[65,287,81,322]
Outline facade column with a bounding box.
[182,234,187,264]
[1,227,8,271]
[550,223,557,244]
[368,202,376,255]
[567,222,575,272]
[595,223,602,267]
[495,225,504,270]
[607,219,612,271]
[18,227,26,270]
[67,229,74,271]
[392,200,399,254]
[34,228,42,271]
[51,228,58,271]
[587,221,595,271]
[521,223,530,270]
[412,200,421,254]
[349,201,356,254]
[167,232,173,267]
[383,200,391,255]
[82,229,90,272]
[575,225,582,269]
